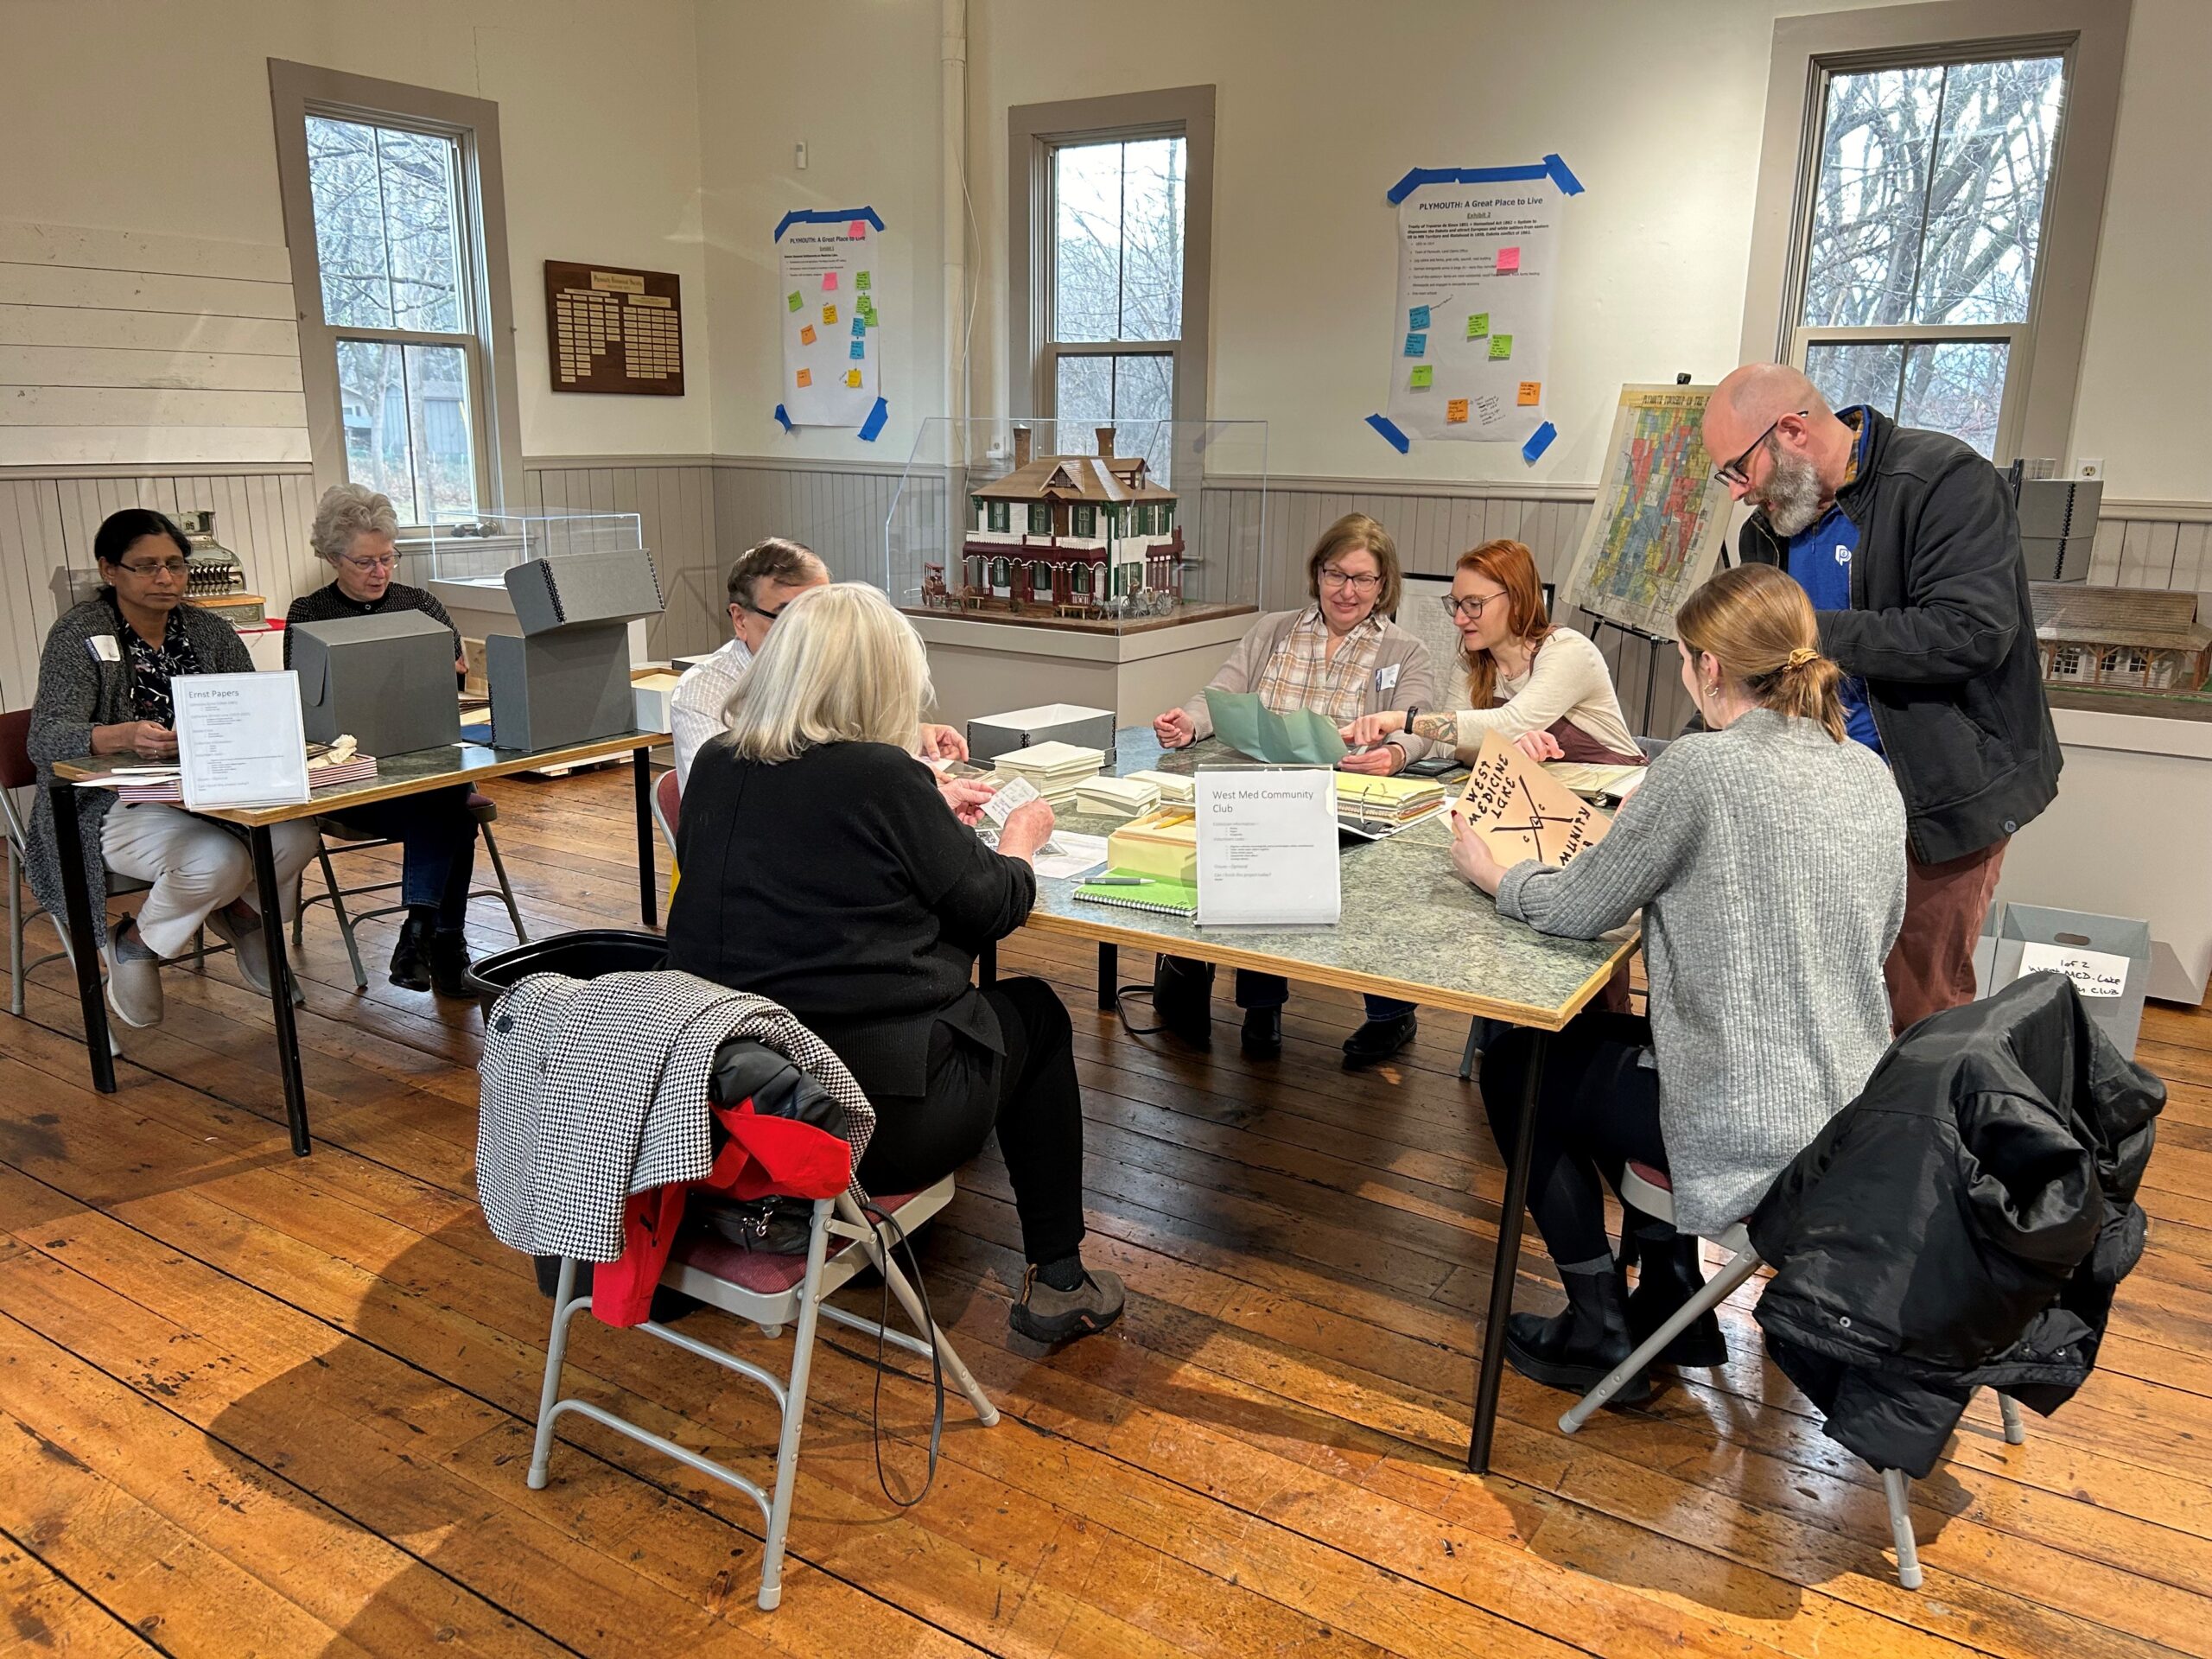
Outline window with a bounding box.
[988,499,1010,533]
[272,62,524,524]
[1072,505,1096,537]
[1010,88,1216,465]
[1741,6,2126,466]
[1028,503,1051,535]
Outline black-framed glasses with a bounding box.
[117,558,190,578]
[1713,410,1808,489]
[740,600,786,622]
[1319,567,1382,593]
[1440,590,1504,623]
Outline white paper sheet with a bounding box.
[2016,940,2129,997]
[1195,769,1341,926]
[174,671,309,810]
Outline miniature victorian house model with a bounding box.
[924,426,1184,619]
[2033,584,2212,696]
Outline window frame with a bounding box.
[1738,1,2130,466]
[1008,86,1215,431]
[270,59,526,525]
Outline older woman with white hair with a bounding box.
[285,483,482,997]
[665,582,1125,1345]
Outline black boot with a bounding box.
[387,909,435,990]
[1625,1233,1727,1367]
[1241,1005,1282,1058]
[1150,956,1214,1050]
[1342,1010,1418,1069]
[429,927,477,999]
[1504,1262,1653,1405]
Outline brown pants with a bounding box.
[1885,836,2009,1034]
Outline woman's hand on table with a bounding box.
[1514,728,1565,762]
[92,720,177,759]
[1338,743,1402,776]
[997,798,1056,863]
[1338,709,1408,748]
[1449,810,1507,896]
[918,722,969,762]
[938,777,995,826]
[1153,707,1195,748]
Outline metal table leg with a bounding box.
[633,747,658,926]
[251,824,312,1156]
[1469,1027,1547,1473]
[50,781,116,1092]
[1097,943,1116,1010]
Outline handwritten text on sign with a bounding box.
[1452,730,1611,868]
[2016,941,2128,998]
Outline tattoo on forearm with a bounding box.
[1412,713,1456,741]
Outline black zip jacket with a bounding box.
[1738,409,2062,864]
[1748,972,2162,1478]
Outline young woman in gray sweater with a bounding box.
[1451,563,1906,1403]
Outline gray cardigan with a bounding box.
[24,595,253,947]
[1497,709,1907,1236]
[1179,607,1440,764]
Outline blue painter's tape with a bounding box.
[1542,153,1585,195]
[772,206,887,242]
[858,397,889,442]
[1522,421,1558,464]
[1386,157,1582,205]
[1365,414,1411,454]
[773,404,793,433]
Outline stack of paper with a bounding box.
[1335,772,1449,827]
[1071,775,1160,818]
[994,739,1106,807]
[1108,806,1199,884]
[90,753,379,805]
[1123,769,1193,805]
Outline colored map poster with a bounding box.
[1554,384,1734,640]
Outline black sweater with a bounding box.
[664,739,1036,1099]
[283,580,461,667]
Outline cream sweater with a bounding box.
[1450,626,1640,758]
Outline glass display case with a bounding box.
[886,417,1268,634]
[409,512,644,589]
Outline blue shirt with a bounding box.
[1783,411,1883,755]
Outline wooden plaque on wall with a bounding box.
[544,261,685,395]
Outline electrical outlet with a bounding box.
[793,141,808,170]
[2075,456,2103,480]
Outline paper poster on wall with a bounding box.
[776,207,883,427]
[1383,161,1574,445]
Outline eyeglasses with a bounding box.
[117,559,189,578]
[1713,410,1809,489]
[1440,591,1505,623]
[739,601,786,622]
[340,553,401,573]
[1319,567,1382,594]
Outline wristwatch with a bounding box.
[1402,706,1419,733]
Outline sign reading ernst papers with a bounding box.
[174,672,310,811]
[1195,769,1340,927]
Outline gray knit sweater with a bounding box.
[1497,709,1906,1236]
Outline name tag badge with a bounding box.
[1376,663,1402,692]
[86,634,123,663]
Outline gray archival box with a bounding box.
[486,548,664,749]
[290,611,461,758]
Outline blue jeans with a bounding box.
[323,786,479,925]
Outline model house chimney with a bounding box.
[1012,426,1032,468]
[1095,425,1116,460]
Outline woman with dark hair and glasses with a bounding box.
[25,508,320,1030]
[1342,538,1645,769]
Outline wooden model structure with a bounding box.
[925,426,1184,620]
[2032,583,2212,696]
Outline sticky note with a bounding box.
[800,324,817,346]
[823,304,838,324]
[1497,246,1521,274]
[849,339,866,359]
[845,368,863,387]
[796,367,812,388]
[847,219,868,238]
[1446,397,1470,424]
[1517,380,1541,406]
[1408,304,1432,331]
[856,271,872,291]
[1466,312,1489,339]
[1409,365,1434,390]
[1489,334,1514,360]
[823,271,838,291]
[1403,332,1427,357]
[852,319,867,338]
[786,291,803,312]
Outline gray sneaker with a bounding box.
[206,899,274,995]
[1009,1264,1126,1344]
[103,917,163,1029]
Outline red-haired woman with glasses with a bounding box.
[1342,539,1643,767]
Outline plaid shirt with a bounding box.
[107,594,200,725]
[1250,607,1385,725]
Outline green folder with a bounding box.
[1208,690,1348,766]
[1072,870,1200,918]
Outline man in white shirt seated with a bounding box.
[670,537,968,790]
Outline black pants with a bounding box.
[323,785,480,925]
[1161,955,1414,1023]
[1478,1008,1668,1266]
[858,976,1086,1266]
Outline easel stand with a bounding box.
[1589,616,1675,739]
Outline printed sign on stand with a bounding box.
[1195,768,1340,927]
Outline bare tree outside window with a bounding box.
[1792,54,2065,458]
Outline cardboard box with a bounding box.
[290,612,461,758]
[969,702,1115,764]
[1108,806,1198,884]
[504,549,664,635]
[631,668,683,734]
[486,622,636,752]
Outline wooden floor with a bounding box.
[5,765,2211,1658]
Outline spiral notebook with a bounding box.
[1071,870,1199,918]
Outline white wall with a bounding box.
[0,0,711,466]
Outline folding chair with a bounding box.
[293,790,528,989]
[652,766,682,902]
[1557,1160,2025,1590]
[526,1175,998,1611]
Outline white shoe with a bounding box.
[103,919,164,1029]
[206,899,275,995]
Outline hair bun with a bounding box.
[1785,645,1817,667]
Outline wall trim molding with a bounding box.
[0,460,315,480]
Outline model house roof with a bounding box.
[976,454,1176,505]
[2032,584,2211,652]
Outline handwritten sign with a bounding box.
[1489,334,1514,360]
[1409,365,1434,390]
[799,324,817,346]
[2017,941,2128,998]
[1408,303,1432,330]
[1452,730,1610,869]
[1446,397,1470,424]
[1466,312,1489,339]
[1404,332,1427,357]
[1517,380,1541,406]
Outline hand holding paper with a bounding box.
[1451,729,1611,872]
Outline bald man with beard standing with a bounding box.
[1700,364,2060,1033]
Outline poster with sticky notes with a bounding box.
[779,208,884,427]
[1384,167,1567,446]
